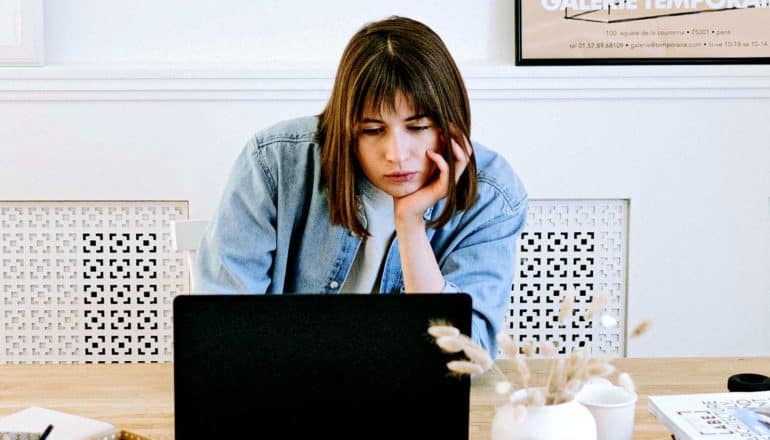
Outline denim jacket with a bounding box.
[196,115,528,356]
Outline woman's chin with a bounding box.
[380,182,422,199]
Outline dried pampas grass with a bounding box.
[428,292,651,418]
[428,323,460,338]
[583,291,608,322]
[617,372,636,394]
[539,340,557,358]
[495,381,512,395]
[557,291,575,326]
[463,341,494,370]
[447,360,485,375]
[428,324,503,380]
[630,320,652,338]
[521,341,534,358]
[436,335,465,353]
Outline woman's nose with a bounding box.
[384,131,410,162]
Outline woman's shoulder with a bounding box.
[251,115,320,148]
[471,141,527,212]
[233,116,322,192]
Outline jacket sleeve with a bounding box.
[441,186,528,358]
[194,137,277,294]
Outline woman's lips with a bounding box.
[384,171,417,182]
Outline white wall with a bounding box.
[1,0,768,357]
[42,0,515,66]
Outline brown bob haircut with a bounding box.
[317,16,477,237]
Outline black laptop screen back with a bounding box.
[173,294,472,439]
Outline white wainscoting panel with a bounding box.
[0,201,188,363]
[506,200,628,358]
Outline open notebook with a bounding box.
[0,407,116,440]
[649,390,770,439]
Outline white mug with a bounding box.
[577,382,638,440]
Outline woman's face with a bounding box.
[355,92,441,198]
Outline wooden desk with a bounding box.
[473,357,769,439]
[1,357,768,439]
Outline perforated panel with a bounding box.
[506,200,628,357]
[0,201,188,363]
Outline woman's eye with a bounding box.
[361,127,383,135]
[408,126,430,131]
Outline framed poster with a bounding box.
[516,1,770,65]
[0,0,44,66]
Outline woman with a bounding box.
[196,16,527,356]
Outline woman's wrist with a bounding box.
[394,214,426,235]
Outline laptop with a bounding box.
[173,293,472,439]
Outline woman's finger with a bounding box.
[426,149,450,196]
[427,149,449,178]
[450,135,474,183]
[448,123,473,159]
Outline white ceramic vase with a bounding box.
[490,398,597,440]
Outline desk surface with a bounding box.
[1,357,768,439]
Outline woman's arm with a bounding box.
[438,199,528,355]
[395,214,444,292]
[394,131,528,355]
[395,131,472,293]
[195,137,277,294]
[399,179,528,354]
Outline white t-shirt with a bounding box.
[340,180,395,294]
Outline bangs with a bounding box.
[353,56,437,121]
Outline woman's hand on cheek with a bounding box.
[393,130,472,227]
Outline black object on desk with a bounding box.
[39,424,53,440]
[174,294,473,440]
[727,373,770,392]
